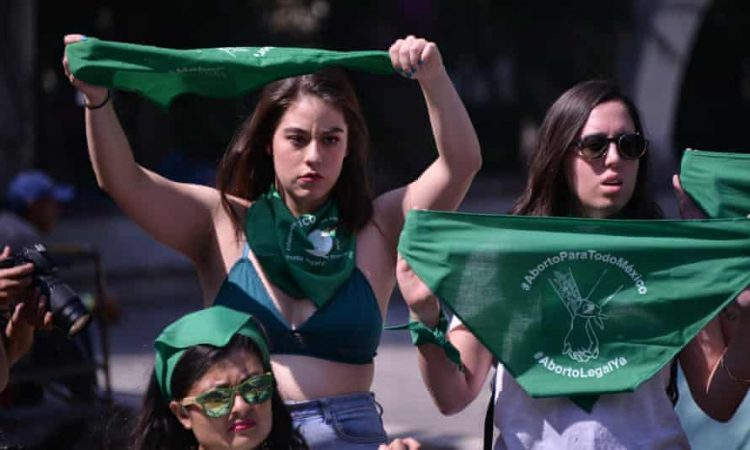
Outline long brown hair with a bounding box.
[510,80,661,219]
[216,68,374,236]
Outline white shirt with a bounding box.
[491,362,689,450]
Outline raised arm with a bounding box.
[680,291,750,421]
[396,256,493,414]
[375,36,482,246]
[62,35,220,263]
[673,174,750,421]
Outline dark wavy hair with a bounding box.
[216,67,374,235]
[131,334,307,450]
[510,80,662,219]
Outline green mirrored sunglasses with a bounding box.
[181,372,274,418]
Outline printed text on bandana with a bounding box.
[533,352,629,379]
[521,250,647,294]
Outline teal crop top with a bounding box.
[213,244,382,364]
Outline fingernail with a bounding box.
[80,35,88,41]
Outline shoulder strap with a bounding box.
[484,365,497,450]
[667,358,680,406]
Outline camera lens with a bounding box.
[40,276,92,337]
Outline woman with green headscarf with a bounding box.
[131,306,307,449]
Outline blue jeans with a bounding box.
[287,392,388,449]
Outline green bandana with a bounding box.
[680,149,750,218]
[245,187,355,307]
[398,210,750,411]
[65,38,394,109]
[154,305,270,400]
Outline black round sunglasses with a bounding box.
[572,132,648,161]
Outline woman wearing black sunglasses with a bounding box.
[397,80,750,449]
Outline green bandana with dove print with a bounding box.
[65,38,394,109]
[680,149,750,218]
[245,187,355,308]
[398,210,750,411]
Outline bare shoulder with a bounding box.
[195,192,252,285]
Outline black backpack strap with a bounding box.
[667,358,680,406]
[483,365,498,450]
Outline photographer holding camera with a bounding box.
[0,170,97,403]
[0,169,72,385]
[0,248,52,389]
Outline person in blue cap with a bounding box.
[1,170,74,243]
[0,169,74,305]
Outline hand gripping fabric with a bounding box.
[680,148,750,218]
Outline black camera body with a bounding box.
[0,244,91,336]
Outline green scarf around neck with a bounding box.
[65,38,394,108]
[154,305,269,400]
[680,148,750,218]
[245,187,355,308]
[398,210,750,411]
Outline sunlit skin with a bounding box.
[270,95,348,217]
[565,100,639,219]
[62,33,483,403]
[169,349,273,450]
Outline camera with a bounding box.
[0,244,91,336]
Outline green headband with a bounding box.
[153,305,270,400]
[65,38,394,109]
[680,148,750,218]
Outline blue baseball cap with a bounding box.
[5,170,75,213]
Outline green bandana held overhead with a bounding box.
[154,305,270,400]
[680,149,750,218]
[398,210,750,411]
[65,38,394,109]
[245,186,355,308]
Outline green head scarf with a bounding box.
[680,149,750,218]
[154,305,270,400]
[65,38,394,109]
[398,210,750,411]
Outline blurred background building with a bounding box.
[3,0,748,201]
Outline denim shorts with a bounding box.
[286,392,388,449]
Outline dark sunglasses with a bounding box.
[181,372,274,418]
[572,132,648,161]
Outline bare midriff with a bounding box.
[271,354,374,401]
